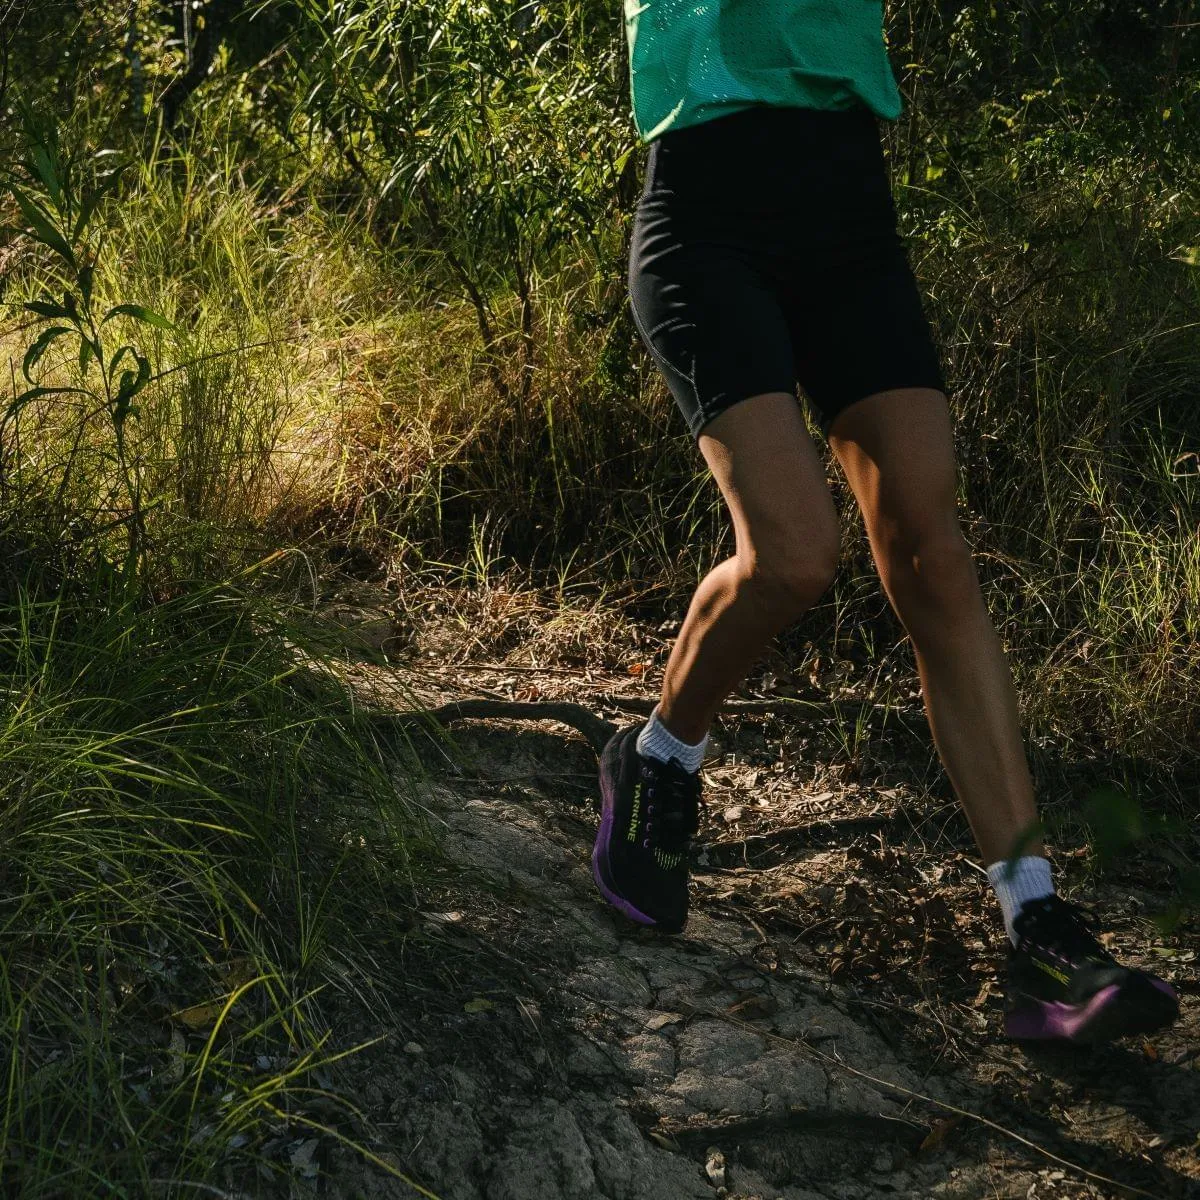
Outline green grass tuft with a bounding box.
[0,571,430,1196]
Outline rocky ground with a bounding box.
[306,604,1200,1200]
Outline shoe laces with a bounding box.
[1019,895,1113,964]
[639,756,702,854]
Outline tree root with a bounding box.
[381,699,618,753]
[378,694,923,756]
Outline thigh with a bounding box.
[698,391,840,565]
[826,387,960,545]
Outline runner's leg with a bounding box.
[655,391,841,745]
[592,390,838,931]
[825,385,1039,866]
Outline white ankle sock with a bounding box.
[986,856,1055,945]
[636,707,708,773]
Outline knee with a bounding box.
[880,528,980,615]
[737,538,839,623]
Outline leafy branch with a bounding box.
[2,105,178,587]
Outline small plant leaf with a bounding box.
[1151,904,1184,937]
[7,384,86,417]
[113,352,151,424]
[1083,786,1144,865]
[7,183,75,264]
[102,303,177,332]
[22,325,74,381]
[71,171,123,244]
[78,336,97,375]
[28,142,63,210]
[24,299,74,320]
[174,999,226,1030]
[920,1114,964,1152]
[109,344,135,375]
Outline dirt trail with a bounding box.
[321,653,1200,1200]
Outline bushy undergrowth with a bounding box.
[0,95,435,1196]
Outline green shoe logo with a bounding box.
[627,782,642,843]
[1033,958,1070,987]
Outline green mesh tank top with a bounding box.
[623,0,902,143]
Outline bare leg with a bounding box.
[827,387,1041,865]
[656,392,841,743]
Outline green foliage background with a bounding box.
[9,0,1187,762]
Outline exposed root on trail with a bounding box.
[378,694,924,755]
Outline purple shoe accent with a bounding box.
[592,804,656,926]
[1005,983,1121,1041]
[592,757,656,926]
[1151,977,1178,1002]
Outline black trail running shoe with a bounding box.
[1004,894,1179,1043]
[592,722,702,933]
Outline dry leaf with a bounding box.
[726,995,778,1020]
[289,1137,320,1179]
[216,957,257,989]
[919,1114,964,1153]
[174,1000,225,1030]
[972,980,997,1008]
[646,1012,684,1031]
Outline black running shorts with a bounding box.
[628,104,947,440]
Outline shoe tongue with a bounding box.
[1014,895,1059,931]
[1019,896,1110,961]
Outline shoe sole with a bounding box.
[591,732,685,934]
[1005,975,1179,1044]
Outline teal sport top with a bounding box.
[622,0,903,143]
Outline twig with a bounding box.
[598,692,918,719]
[376,694,926,757]
[700,815,898,866]
[374,685,930,761]
[650,1106,928,1150]
[450,772,597,783]
[435,662,590,676]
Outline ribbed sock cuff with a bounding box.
[636,706,708,773]
[986,855,1055,946]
